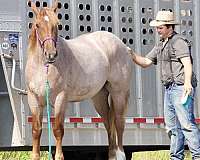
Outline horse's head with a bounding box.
[29,0,59,63]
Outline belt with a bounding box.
[165,83,183,89]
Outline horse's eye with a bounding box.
[36,24,39,28]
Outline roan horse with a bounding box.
[26,0,132,160]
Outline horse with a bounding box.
[26,1,133,159]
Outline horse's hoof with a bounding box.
[55,155,64,160]
[31,153,40,160]
[109,148,126,160]
[116,149,126,160]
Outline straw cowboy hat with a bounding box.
[150,11,179,27]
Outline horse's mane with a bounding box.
[28,8,59,53]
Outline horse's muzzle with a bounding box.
[45,51,58,63]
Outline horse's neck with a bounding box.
[57,37,71,59]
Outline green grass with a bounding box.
[0,151,48,160]
[132,150,192,160]
[0,150,192,160]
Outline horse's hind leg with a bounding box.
[30,107,44,160]
[91,87,117,159]
[52,93,66,160]
[111,90,129,160]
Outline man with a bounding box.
[130,11,200,160]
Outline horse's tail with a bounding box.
[109,96,117,148]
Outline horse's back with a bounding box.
[65,31,131,65]
[67,31,125,50]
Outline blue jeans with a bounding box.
[164,83,200,160]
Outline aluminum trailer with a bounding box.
[0,0,200,159]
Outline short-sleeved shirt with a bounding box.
[145,32,190,86]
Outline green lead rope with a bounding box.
[45,79,52,160]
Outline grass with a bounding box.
[0,151,48,160]
[0,150,192,160]
[132,150,192,160]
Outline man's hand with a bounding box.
[128,48,153,68]
[183,82,192,96]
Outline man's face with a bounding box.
[156,25,172,39]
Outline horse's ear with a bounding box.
[28,0,39,16]
[52,0,58,12]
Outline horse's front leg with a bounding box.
[52,92,66,160]
[28,92,44,160]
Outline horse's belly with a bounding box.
[68,94,94,102]
[67,79,106,102]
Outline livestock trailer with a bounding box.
[0,0,200,159]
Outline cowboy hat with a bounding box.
[150,11,180,27]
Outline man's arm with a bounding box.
[130,51,153,68]
[180,56,193,95]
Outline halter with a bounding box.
[35,29,57,50]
